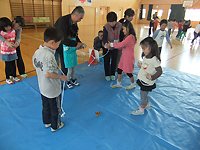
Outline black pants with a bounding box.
[16,46,25,75]
[41,94,61,130]
[5,60,16,79]
[148,21,154,35]
[191,32,200,44]
[55,44,68,75]
[103,48,118,76]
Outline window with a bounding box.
[167,9,171,20]
[185,9,200,21]
[158,9,163,18]
[142,9,146,18]
[152,9,163,19]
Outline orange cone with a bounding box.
[88,50,98,66]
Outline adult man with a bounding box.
[54,6,86,76]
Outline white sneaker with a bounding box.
[51,122,64,132]
[13,77,21,82]
[45,124,51,128]
[126,83,136,90]
[6,79,14,85]
[132,110,144,115]
[111,83,122,88]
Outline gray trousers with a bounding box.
[67,66,76,81]
[140,90,149,106]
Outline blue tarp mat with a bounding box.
[0,61,200,150]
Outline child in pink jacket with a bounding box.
[105,20,137,90]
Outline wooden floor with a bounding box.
[0,24,200,85]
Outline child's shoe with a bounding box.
[67,81,73,89]
[111,75,115,80]
[20,74,28,78]
[138,104,151,110]
[51,122,64,132]
[72,80,80,86]
[105,76,111,81]
[13,77,21,82]
[111,83,122,88]
[132,109,144,115]
[45,124,51,128]
[126,83,136,90]
[6,79,14,85]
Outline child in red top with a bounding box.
[153,18,160,34]
[176,20,184,39]
[105,20,137,90]
[0,17,21,84]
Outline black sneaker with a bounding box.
[72,80,80,86]
[67,81,73,89]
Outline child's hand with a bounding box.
[146,73,151,80]
[137,61,142,68]
[76,42,83,49]
[12,42,19,48]
[170,45,172,49]
[104,42,110,48]
[61,75,67,82]
[5,40,14,47]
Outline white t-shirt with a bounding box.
[137,56,161,85]
[154,30,167,47]
[32,45,61,98]
[195,24,200,33]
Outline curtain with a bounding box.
[147,4,153,21]
[169,4,185,21]
[140,4,143,20]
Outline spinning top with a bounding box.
[95,111,100,116]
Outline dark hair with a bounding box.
[0,17,12,32]
[72,6,85,15]
[14,16,25,27]
[98,30,103,35]
[68,24,78,38]
[122,20,137,41]
[107,12,117,22]
[173,19,176,22]
[140,37,160,61]
[160,19,168,26]
[124,8,135,17]
[44,27,63,43]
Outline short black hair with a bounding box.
[44,27,63,43]
[0,17,12,32]
[107,12,117,22]
[124,8,135,17]
[14,16,25,27]
[72,6,85,15]
[98,30,103,35]
[160,19,168,26]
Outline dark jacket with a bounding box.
[54,14,81,47]
[93,36,103,51]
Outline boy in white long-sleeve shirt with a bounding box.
[153,19,172,55]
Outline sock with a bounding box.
[131,82,135,85]
[117,80,121,84]
[139,107,144,112]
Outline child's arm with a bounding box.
[146,66,162,80]
[152,30,160,39]
[0,34,14,47]
[137,61,142,68]
[111,35,135,49]
[45,72,67,82]
[165,31,172,49]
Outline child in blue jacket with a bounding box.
[63,25,80,89]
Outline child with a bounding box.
[63,24,80,89]
[102,12,124,81]
[153,19,172,55]
[132,37,163,115]
[176,20,184,39]
[93,30,103,51]
[105,20,137,90]
[32,27,67,132]
[168,19,173,36]
[179,21,192,41]
[0,17,21,84]
[191,22,200,44]
[152,18,160,34]
[172,19,178,34]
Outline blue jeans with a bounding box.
[176,29,182,38]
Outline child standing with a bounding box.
[63,24,80,89]
[132,37,162,115]
[179,21,191,41]
[176,20,184,39]
[105,20,137,90]
[0,17,21,84]
[152,18,160,34]
[168,19,173,36]
[153,19,172,55]
[32,27,67,132]
[191,22,200,44]
[102,12,124,81]
[172,19,178,35]
[93,30,103,51]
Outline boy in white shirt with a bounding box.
[153,19,172,55]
